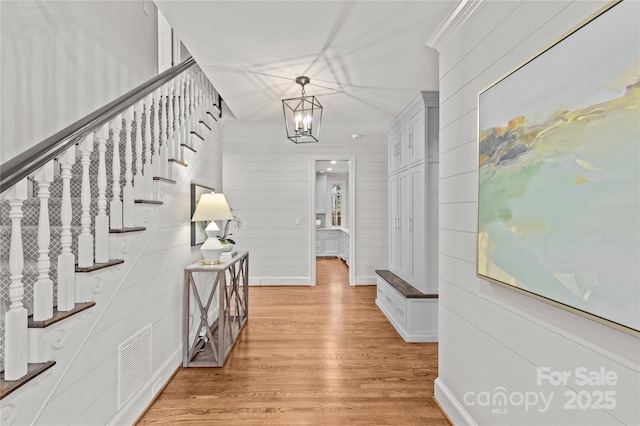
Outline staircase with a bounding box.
[0,58,221,416]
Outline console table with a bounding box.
[183,251,249,367]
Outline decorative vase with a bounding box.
[221,242,234,252]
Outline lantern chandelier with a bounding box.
[282,76,323,144]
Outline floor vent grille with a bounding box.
[118,323,152,410]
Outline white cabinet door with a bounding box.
[409,110,424,165]
[388,131,400,173]
[316,232,323,255]
[344,233,350,263]
[398,123,410,170]
[389,174,400,273]
[316,174,327,213]
[323,232,340,255]
[399,169,412,279]
[410,166,425,292]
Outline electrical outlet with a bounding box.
[295,217,301,225]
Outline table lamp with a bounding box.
[191,193,234,264]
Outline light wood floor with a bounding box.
[138,257,448,425]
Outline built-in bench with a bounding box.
[375,270,439,342]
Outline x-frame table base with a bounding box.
[183,251,249,367]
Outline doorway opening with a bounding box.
[311,156,356,286]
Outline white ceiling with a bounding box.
[157,1,455,140]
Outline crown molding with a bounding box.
[426,0,485,52]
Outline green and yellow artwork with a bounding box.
[477,0,639,333]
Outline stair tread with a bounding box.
[153,177,176,184]
[1,361,56,399]
[168,158,188,167]
[28,302,96,328]
[109,226,146,234]
[76,259,124,273]
[134,199,162,205]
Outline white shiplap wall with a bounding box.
[435,1,639,425]
[223,123,388,285]
[32,121,224,425]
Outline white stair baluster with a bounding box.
[77,134,94,268]
[33,161,55,321]
[179,77,187,156]
[172,79,180,162]
[57,146,76,312]
[3,178,28,380]
[134,101,144,199]
[181,75,187,133]
[187,76,195,146]
[143,95,153,200]
[188,74,195,131]
[187,74,193,121]
[196,71,204,120]
[123,108,135,228]
[95,124,109,263]
[110,114,123,229]
[151,90,160,178]
[184,75,195,148]
[166,83,175,167]
[160,85,169,179]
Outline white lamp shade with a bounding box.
[191,193,234,222]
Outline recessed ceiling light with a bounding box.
[327,168,333,171]
[320,170,325,173]
[330,160,337,164]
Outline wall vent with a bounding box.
[118,323,152,410]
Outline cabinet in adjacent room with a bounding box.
[339,231,350,264]
[315,174,327,214]
[316,229,340,256]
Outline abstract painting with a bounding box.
[477,1,639,333]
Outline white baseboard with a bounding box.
[107,347,181,426]
[248,276,376,286]
[434,378,477,426]
[355,275,376,285]
[249,277,311,286]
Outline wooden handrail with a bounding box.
[0,57,198,192]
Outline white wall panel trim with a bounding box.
[440,277,640,372]
[355,276,377,285]
[441,138,476,156]
[434,378,477,426]
[250,277,311,286]
[439,1,574,107]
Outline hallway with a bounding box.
[137,258,447,425]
